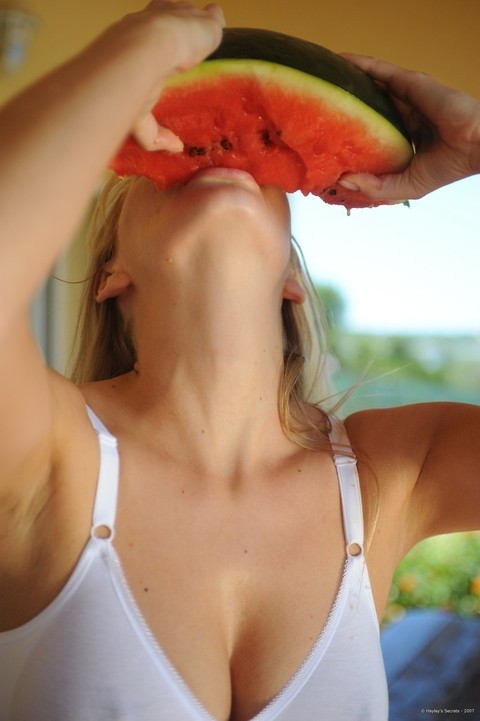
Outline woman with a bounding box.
[0,2,479,720]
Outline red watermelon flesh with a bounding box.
[111,31,413,210]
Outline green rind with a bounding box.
[207,28,409,141]
[163,59,412,163]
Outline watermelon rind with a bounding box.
[207,28,407,139]
[163,59,412,164]
[112,28,414,208]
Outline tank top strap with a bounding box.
[328,415,364,557]
[86,405,119,541]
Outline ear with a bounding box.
[282,275,306,305]
[94,266,132,303]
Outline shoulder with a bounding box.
[342,403,444,510]
[344,401,478,472]
[344,403,435,468]
[343,405,433,543]
[344,402,480,541]
[49,369,98,442]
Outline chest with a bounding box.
[112,448,349,720]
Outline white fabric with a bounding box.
[86,406,119,540]
[0,410,388,721]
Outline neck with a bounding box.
[120,290,292,478]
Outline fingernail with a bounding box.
[338,179,360,191]
[154,130,184,153]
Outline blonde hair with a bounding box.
[71,174,336,451]
[70,174,138,384]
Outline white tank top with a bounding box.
[0,410,388,721]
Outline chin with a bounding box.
[181,175,290,237]
[119,174,291,272]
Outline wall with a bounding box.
[1,0,479,105]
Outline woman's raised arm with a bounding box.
[0,2,223,495]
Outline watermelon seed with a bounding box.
[188,146,207,157]
[328,188,337,196]
[260,129,274,147]
[220,138,232,150]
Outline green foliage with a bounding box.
[385,532,480,624]
[314,284,346,328]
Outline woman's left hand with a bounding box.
[339,55,480,201]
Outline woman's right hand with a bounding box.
[115,1,225,151]
[339,55,480,201]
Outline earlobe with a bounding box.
[94,267,132,303]
[283,276,306,305]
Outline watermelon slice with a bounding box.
[111,29,413,210]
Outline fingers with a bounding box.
[339,53,480,200]
[132,114,184,152]
[147,0,224,22]
[343,54,429,112]
[149,1,225,33]
[339,151,460,202]
[338,170,421,202]
[341,53,406,80]
[204,3,225,26]
[129,2,226,152]
[142,1,225,72]
[341,53,459,124]
[341,53,420,96]
[338,172,406,202]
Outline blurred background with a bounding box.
[293,176,480,625]
[2,0,480,631]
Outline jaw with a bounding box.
[115,173,293,382]
[116,173,291,273]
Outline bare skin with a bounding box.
[1,3,480,720]
[340,54,480,199]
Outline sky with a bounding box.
[289,175,480,335]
